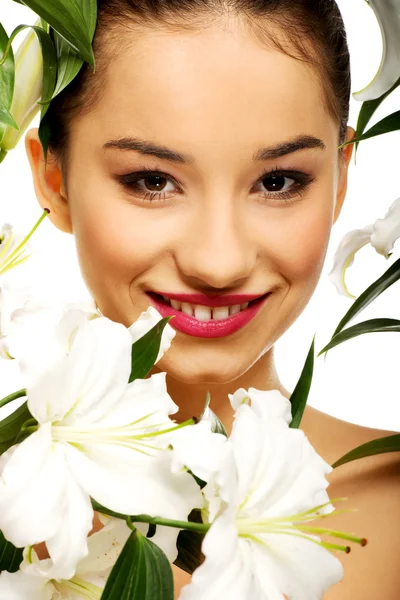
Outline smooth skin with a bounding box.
[25,15,400,599]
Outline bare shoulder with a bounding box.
[315,413,400,599]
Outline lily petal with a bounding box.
[0,569,54,600]
[27,316,133,424]
[229,387,293,424]
[168,420,228,482]
[65,443,202,523]
[353,0,400,101]
[179,512,257,600]
[250,529,344,599]
[75,517,131,577]
[328,224,374,298]
[128,305,176,363]
[370,196,400,257]
[0,424,67,547]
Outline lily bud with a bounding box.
[329,197,400,298]
[0,19,43,156]
[353,0,400,101]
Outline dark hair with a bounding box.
[45,0,351,169]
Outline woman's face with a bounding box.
[28,18,354,385]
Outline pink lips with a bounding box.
[147,292,270,338]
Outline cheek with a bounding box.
[69,188,178,284]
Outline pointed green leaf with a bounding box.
[340,110,400,150]
[0,531,23,573]
[318,318,400,355]
[17,0,95,67]
[0,23,16,138]
[289,335,315,429]
[40,0,97,104]
[129,317,173,382]
[332,433,400,469]
[100,527,174,600]
[326,256,400,343]
[353,76,400,159]
[174,510,204,575]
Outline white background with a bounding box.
[1,1,400,430]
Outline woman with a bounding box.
[23,0,400,597]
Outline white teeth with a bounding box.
[163,298,250,320]
[194,305,212,321]
[170,299,181,311]
[229,304,241,315]
[212,306,230,320]
[181,302,194,316]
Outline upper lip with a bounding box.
[147,291,269,307]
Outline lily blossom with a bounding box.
[329,197,400,298]
[179,391,365,600]
[128,304,176,363]
[0,315,202,580]
[0,516,131,600]
[353,0,400,102]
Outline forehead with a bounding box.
[74,20,336,162]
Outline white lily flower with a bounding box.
[179,398,358,600]
[0,516,131,600]
[329,197,400,298]
[0,315,202,580]
[0,19,43,156]
[353,0,400,102]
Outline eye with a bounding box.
[252,168,315,204]
[116,169,179,203]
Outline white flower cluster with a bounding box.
[0,219,355,599]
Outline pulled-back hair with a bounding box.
[45,0,351,167]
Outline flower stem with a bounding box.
[0,388,27,410]
[129,513,210,534]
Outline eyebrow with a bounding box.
[103,134,326,164]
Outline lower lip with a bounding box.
[146,293,271,338]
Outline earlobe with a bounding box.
[333,125,356,224]
[24,127,73,234]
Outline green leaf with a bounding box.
[174,509,204,575]
[129,317,173,383]
[18,0,95,67]
[318,318,400,355]
[332,433,400,469]
[289,335,315,429]
[0,23,16,138]
[0,401,34,456]
[0,531,23,573]
[323,256,400,345]
[353,75,400,159]
[100,527,174,600]
[340,110,400,149]
[40,0,97,104]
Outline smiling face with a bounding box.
[26,16,354,386]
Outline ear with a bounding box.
[333,126,356,224]
[24,127,73,234]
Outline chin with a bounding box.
[154,351,251,386]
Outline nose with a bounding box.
[177,194,256,290]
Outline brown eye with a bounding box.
[117,169,179,203]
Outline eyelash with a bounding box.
[117,164,315,205]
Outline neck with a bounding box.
[151,346,290,435]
